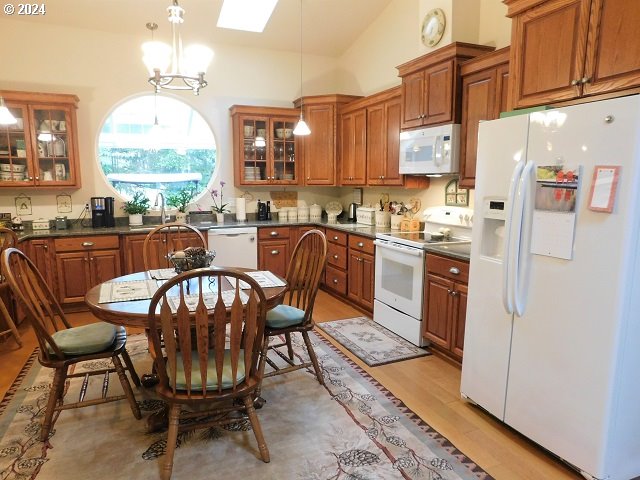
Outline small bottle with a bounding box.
[266,201,272,220]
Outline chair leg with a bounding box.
[0,298,21,347]
[161,403,181,480]
[40,367,66,441]
[255,336,270,401]
[120,348,141,387]
[112,355,141,420]
[302,330,324,386]
[243,395,270,463]
[284,332,294,360]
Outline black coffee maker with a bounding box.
[91,197,115,228]
[257,199,268,221]
[90,197,105,228]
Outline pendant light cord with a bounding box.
[299,0,303,114]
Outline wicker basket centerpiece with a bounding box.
[168,246,216,273]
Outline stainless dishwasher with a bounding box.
[207,227,257,269]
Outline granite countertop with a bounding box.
[15,215,470,261]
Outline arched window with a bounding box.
[97,94,216,206]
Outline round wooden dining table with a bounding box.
[85,267,288,329]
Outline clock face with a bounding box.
[421,8,446,47]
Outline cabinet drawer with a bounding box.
[325,228,347,246]
[54,235,120,252]
[348,235,375,255]
[426,253,469,283]
[258,227,290,240]
[325,265,348,296]
[327,242,347,269]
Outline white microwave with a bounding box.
[398,124,460,175]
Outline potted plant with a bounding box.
[210,181,229,223]
[166,187,196,223]
[121,191,150,226]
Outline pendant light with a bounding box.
[0,97,17,125]
[293,0,310,136]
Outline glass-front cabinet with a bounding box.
[230,106,299,186]
[0,91,80,188]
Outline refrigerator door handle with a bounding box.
[514,160,536,317]
[502,159,525,314]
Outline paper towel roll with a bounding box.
[236,197,246,221]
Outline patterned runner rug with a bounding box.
[317,316,430,366]
[0,332,489,480]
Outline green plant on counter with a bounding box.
[166,187,196,213]
[121,191,150,215]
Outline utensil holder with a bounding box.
[375,211,391,228]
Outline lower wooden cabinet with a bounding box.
[122,233,148,274]
[54,235,121,305]
[346,234,375,312]
[258,227,290,278]
[422,253,469,363]
[27,238,54,289]
[324,228,348,295]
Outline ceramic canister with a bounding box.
[297,206,309,222]
[309,204,322,221]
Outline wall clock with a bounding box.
[421,8,446,47]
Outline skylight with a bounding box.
[217,0,278,33]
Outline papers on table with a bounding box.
[165,289,249,313]
[225,270,287,290]
[98,280,160,304]
[148,268,178,280]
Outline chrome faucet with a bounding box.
[154,192,168,224]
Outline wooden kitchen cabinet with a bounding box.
[258,226,290,278]
[339,108,367,185]
[0,90,80,188]
[294,94,361,186]
[422,253,469,363]
[230,105,300,186]
[324,228,348,295]
[459,47,510,189]
[27,238,55,288]
[54,235,121,305]
[121,231,205,274]
[397,43,494,130]
[366,91,403,186]
[505,0,640,109]
[347,234,375,312]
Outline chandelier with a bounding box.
[142,0,213,95]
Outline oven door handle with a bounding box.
[374,240,424,257]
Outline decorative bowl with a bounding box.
[167,248,216,273]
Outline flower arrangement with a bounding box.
[166,187,196,213]
[121,191,150,215]
[210,181,229,214]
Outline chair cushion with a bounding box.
[266,304,305,329]
[171,350,246,391]
[49,322,118,356]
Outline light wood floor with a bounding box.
[0,290,581,480]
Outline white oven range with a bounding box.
[373,206,473,346]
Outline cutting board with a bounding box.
[270,191,298,209]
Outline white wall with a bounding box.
[0,1,512,223]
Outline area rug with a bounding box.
[0,333,490,480]
[316,317,430,366]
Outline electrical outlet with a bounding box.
[85,203,90,211]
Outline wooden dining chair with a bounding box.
[257,229,327,393]
[143,222,207,271]
[1,247,141,441]
[147,267,270,480]
[0,227,22,347]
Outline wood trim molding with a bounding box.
[0,90,79,107]
[293,94,363,108]
[503,0,549,17]
[339,86,401,114]
[229,105,298,117]
[460,47,511,76]
[396,42,495,77]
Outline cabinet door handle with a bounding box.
[571,79,580,86]
[451,291,458,297]
[270,250,279,255]
[447,289,452,294]
[43,244,48,250]
[449,267,460,275]
[357,242,364,247]
[270,231,279,237]
[581,77,591,84]
[333,278,338,284]
[333,236,339,241]
[82,242,95,247]
[333,254,339,259]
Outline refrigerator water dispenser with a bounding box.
[481,197,506,258]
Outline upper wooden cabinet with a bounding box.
[339,108,367,185]
[294,94,361,186]
[230,105,300,187]
[396,43,494,130]
[0,90,80,188]
[505,0,640,109]
[459,47,510,189]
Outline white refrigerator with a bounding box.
[461,95,640,480]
